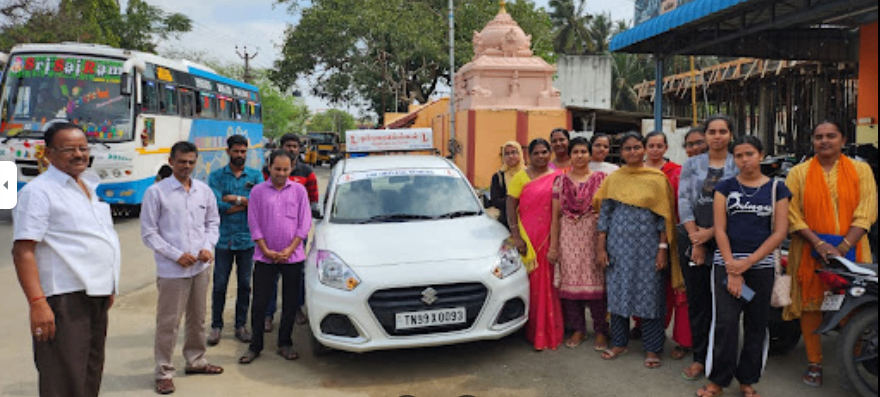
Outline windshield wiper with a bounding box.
[88,136,111,150]
[433,210,482,220]
[357,213,434,224]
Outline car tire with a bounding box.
[768,308,802,356]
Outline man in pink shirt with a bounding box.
[239,150,312,364]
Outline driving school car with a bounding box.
[305,153,529,353]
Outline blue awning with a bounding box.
[610,0,755,52]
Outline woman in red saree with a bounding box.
[507,138,565,351]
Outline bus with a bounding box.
[0,43,264,215]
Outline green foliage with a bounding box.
[116,0,193,53]
[0,0,192,53]
[307,109,357,138]
[272,0,553,118]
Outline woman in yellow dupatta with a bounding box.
[507,138,564,351]
[489,142,525,229]
[593,132,680,369]
[785,121,877,387]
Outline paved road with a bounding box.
[0,166,858,397]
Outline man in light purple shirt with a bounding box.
[239,150,312,364]
[141,141,223,394]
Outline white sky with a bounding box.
[136,0,635,114]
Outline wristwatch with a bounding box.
[236,196,242,206]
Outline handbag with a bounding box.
[769,178,793,308]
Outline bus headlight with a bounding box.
[98,170,109,180]
[317,250,361,291]
[112,169,122,178]
[493,240,523,279]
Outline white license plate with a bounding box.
[395,307,466,330]
[821,294,845,311]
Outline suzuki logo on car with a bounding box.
[421,287,438,305]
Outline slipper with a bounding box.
[238,351,259,364]
[155,378,175,395]
[695,385,724,397]
[184,363,223,375]
[601,347,629,360]
[740,387,761,397]
[802,363,822,387]
[671,345,690,360]
[277,346,300,361]
[681,364,705,381]
[565,332,585,349]
[593,334,609,351]
[645,356,662,369]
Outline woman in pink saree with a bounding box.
[507,138,565,351]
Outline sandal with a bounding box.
[565,331,585,348]
[695,385,724,397]
[277,346,300,361]
[671,345,690,360]
[238,350,259,364]
[184,363,223,375]
[155,378,175,395]
[644,354,662,369]
[601,347,629,360]
[802,363,823,387]
[681,363,705,381]
[593,334,609,351]
[740,386,761,397]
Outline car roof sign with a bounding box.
[345,129,433,153]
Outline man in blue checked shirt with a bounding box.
[207,135,263,346]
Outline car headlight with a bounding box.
[493,240,523,279]
[317,250,361,291]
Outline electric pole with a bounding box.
[236,46,259,84]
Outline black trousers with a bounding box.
[34,291,110,397]
[679,226,714,365]
[249,261,303,354]
[708,266,775,387]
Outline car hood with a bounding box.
[316,216,509,267]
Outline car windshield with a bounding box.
[331,170,482,224]
[1,54,133,141]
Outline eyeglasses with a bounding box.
[53,146,91,155]
[684,140,707,148]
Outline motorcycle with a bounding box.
[815,255,879,397]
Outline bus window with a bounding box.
[161,85,178,115]
[141,80,159,113]
[238,100,247,121]
[198,93,216,119]
[180,89,194,118]
[218,98,234,120]
[252,104,261,122]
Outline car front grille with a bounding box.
[368,283,488,336]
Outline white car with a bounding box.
[305,155,529,353]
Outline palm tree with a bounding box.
[586,13,614,54]
[609,20,654,111]
[549,0,593,55]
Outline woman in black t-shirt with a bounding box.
[696,136,791,397]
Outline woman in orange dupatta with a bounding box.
[785,121,877,387]
[507,138,565,351]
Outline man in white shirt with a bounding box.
[12,122,122,397]
[141,141,222,395]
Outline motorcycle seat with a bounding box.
[855,262,878,276]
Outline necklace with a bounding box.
[737,177,765,198]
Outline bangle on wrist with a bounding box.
[658,243,669,250]
[815,240,826,248]
[29,295,46,304]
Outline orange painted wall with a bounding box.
[527,109,569,144]
[473,110,519,188]
[859,22,878,125]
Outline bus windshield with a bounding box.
[308,132,337,145]
[1,54,133,141]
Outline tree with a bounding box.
[307,109,357,138]
[116,0,192,53]
[272,0,553,119]
[260,81,310,138]
[549,0,592,55]
[0,0,191,53]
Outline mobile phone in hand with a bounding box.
[723,278,756,302]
